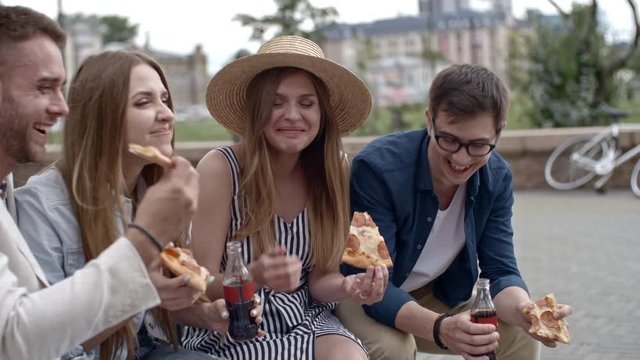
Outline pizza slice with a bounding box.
[522,293,571,344]
[160,247,214,293]
[341,211,393,269]
[128,143,172,167]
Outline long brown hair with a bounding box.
[58,51,179,359]
[236,67,349,272]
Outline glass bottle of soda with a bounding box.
[470,278,498,360]
[223,240,258,341]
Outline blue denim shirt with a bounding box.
[342,129,528,328]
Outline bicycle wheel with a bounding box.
[545,135,608,190]
[631,159,640,198]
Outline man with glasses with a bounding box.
[337,64,572,360]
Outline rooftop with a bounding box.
[324,9,510,40]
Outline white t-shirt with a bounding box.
[401,185,466,292]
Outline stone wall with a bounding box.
[13,127,640,192]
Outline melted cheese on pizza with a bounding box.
[349,224,379,256]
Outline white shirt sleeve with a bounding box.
[0,237,160,360]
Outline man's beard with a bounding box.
[0,92,37,164]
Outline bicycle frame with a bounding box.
[569,127,615,174]
[545,107,640,197]
[613,141,640,168]
[570,123,640,188]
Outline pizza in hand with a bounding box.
[160,247,213,293]
[522,294,571,344]
[128,144,172,167]
[341,211,393,269]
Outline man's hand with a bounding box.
[133,156,199,245]
[127,156,198,266]
[439,311,499,360]
[518,300,573,348]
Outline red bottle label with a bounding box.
[223,280,255,304]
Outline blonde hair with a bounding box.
[235,67,349,272]
[58,51,179,359]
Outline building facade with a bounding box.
[321,0,513,106]
[147,44,209,111]
[62,17,209,114]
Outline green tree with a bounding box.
[354,37,380,132]
[234,0,338,43]
[510,0,640,127]
[100,15,138,44]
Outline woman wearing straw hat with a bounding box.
[182,35,389,359]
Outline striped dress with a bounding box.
[182,147,365,359]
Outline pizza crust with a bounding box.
[522,294,571,344]
[128,143,172,167]
[342,251,381,269]
[160,247,211,292]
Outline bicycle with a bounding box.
[544,108,640,198]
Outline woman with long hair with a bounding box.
[182,36,389,360]
[15,51,244,360]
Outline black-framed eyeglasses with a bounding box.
[432,118,496,157]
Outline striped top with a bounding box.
[182,147,364,359]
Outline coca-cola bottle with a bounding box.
[223,240,258,341]
[470,278,498,360]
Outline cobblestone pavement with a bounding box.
[417,190,640,360]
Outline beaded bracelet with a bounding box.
[128,223,163,252]
[433,313,451,350]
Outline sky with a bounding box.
[4,0,638,73]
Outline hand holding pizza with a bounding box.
[520,294,572,347]
[248,245,302,293]
[343,265,389,305]
[148,256,201,310]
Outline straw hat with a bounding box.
[206,35,372,135]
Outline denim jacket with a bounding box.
[342,129,528,328]
[15,168,153,360]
